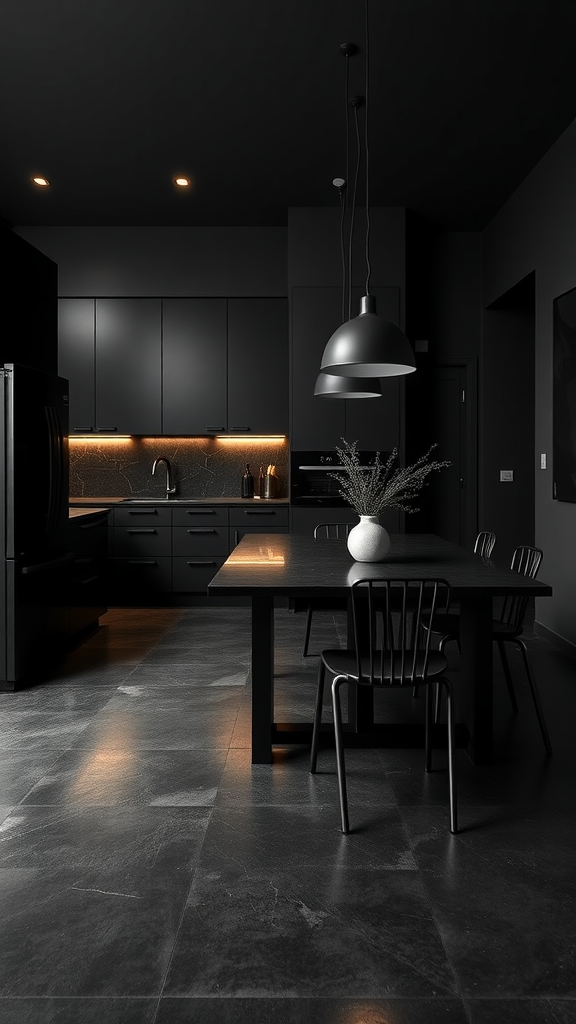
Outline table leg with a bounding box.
[251,594,274,764]
[458,594,493,764]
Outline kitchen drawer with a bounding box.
[113,506,172,527]
[172,525,229,557]
[229,506,289,527]
[172,506,228,528]
[172,555,226,593]
[112,525,171,557]
[230,525,289,548]
[110,556,172,593]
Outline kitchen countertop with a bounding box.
[69,507,110,520]
[69,497,289,507]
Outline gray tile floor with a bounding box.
[0,604,574,1023]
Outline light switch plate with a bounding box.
[541,454,547,469]
[500,469,514,482]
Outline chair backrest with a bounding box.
[350,577,451,687]
[314,522,354,540]
[474,530,496,558]
[499,545,543,632]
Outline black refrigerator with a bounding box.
[0,362,71,691]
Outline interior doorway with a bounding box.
[405,361,477,548]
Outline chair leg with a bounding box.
[332,674,350,834]
[497,640,518,713]
[425,682,434,772]
[302,606,314,657]
[310,661,326,773]
[515,638,553,755]
[443,678,458,834]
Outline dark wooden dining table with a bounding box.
[208,532,552,765]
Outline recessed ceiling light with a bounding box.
[173,176,191,188]
[32,176,50,187]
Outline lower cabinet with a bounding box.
[68,511,109,636]
[110,505,172,598]
[107,503,289,601]
[172,507,229,593]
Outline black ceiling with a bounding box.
[1,0,575,231]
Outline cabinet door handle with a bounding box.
[127,510,158,515]
[127,528,157,534]
[185,510,215,515]
[186,528,217,534]
[127,559,158,565]
[186,560,217,566]
[96,426,117,432]
[229,426,250,432]
[244,510,275,515]
[206,425,225,432]
[73,426,94,432]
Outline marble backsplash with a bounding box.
[69,436,289,500]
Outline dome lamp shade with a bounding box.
[320,294,416,377]
[314,371,382,398]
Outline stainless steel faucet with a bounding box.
[152,456,177,499]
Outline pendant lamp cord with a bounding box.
[364,0,371,297]
[339,54,350,324]
[349,98,361,321]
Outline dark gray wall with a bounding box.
[482,122,576,651]
[14,226,287,297]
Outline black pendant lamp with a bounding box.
[314,371,381,398]
[320,0,416,379]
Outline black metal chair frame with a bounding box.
[435,545,552,754]
[301,523,355,657]
[310,577,458,834]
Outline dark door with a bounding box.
[163,298,227,435]
[405,365,469,546]
[96,299,161,435]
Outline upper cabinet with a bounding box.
[162,297,288,435]
[227,299,288,435]
[1,227,58,375]
[59,296,288,436]
[291,285,403,451]
[59,298,161,435]
[162,299,227,435]
[96,299,162,434]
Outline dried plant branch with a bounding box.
[329,439,451,516]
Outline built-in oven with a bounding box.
[290,449,385,506]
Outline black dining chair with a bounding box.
[310,576,459,834]
[300,522,356,657]
[433,545,552,754]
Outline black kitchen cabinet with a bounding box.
[229,505,289,548]
[59,298,95,432]
[96,299,161,434]
[172,506,229,593]
[59,298,162,434]
[227,299,288,434]
[68,510,109,637]
[163,298,288,435]
[1,226,58,375]
[291,285,402,451]
[110,505,171,597]
[163,299,227,435]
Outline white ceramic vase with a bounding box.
[346,515,391,562]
